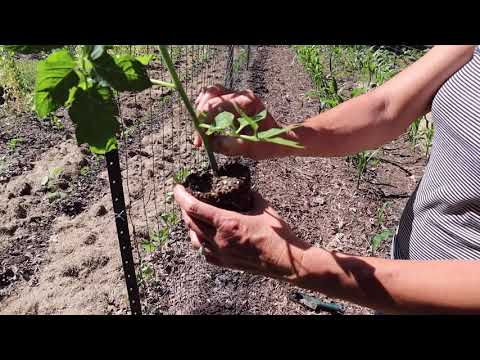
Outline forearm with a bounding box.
[279,45,476,158]
[284,90,398,157]
[293,246,480,314]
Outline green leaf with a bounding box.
[68,86,119,154]
[232,103,258,134]
[257,125,300,140]
[258,127,289,139]
[142,241,156,253]
[93,53,151,92]
[253,109,267,122]
[114,55,151,91]
[236,117,251,134]
[371,229,393,251]
[263,136,304,148]
[136,54,155,65]
[214,112,235,129]
[35,49,80,118]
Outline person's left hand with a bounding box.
[173,185,311,282]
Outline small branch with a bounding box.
[158,45,218,175]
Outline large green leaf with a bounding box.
[35,49,80,118]
[114,55,152,91]
[68,86,119,154]
[92,52,151,92]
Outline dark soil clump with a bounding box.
[183,162,253,212]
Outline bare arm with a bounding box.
[175,185,480,314]
[296,247,480,314]
[287,45,476,157]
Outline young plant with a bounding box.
[7,137,23,151]
[158,45,303,176]
[348,149,380,188]
[173,167,191,184]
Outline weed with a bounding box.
[160,211,179,227]
[80,166,90,176]
[376,201,391,227]
[7,137,23,151]
[348,149,380,188]
[142,226,169,253]
[408,117,422,151]
[424,120,434,157]
[173,167,190,184]
[371,228,394,252]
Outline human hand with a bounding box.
[194,84,297,160]
[174,184,311,281]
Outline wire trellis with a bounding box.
[110,45,252,314]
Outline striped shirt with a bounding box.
[393,46,480,260]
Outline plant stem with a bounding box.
[158,45,218,175]
[150,79,176,88]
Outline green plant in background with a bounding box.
[370,201,394,252]
[0,47,39,113]
[424,120,434,156]
[139,263,155,284]
[376,201,391,227]
[7,137,23,151]
[143,226,169,252]
[233,47,248,74]
[408,117,422,151]
[80,166,90,176]
[173,167,191,184]
[371,228,394,252]
[161,211,179,227]
[348,149,380,188]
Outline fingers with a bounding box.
[195,84,230,109]
[174,185,231,226]
[189,229,202,249]
[181,209,216,241]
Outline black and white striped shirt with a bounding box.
[393,46,480,260]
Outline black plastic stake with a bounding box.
[105,149,142,315]
[225,45,235,89]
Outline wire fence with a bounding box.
[108,45,252,314]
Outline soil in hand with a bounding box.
[183,162,253,212]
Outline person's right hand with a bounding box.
[194,85,295,160]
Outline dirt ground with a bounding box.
[0,45,427,315]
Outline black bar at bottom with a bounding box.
[105,150,142,315]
